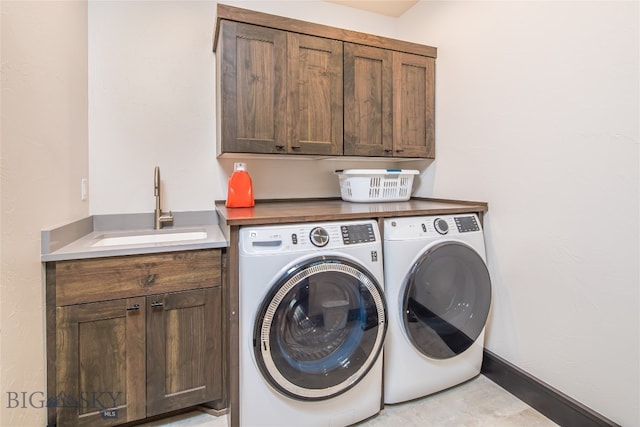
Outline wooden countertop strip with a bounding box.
[215,198,488,226]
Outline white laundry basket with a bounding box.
[335,169,419,202]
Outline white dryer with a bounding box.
[383,214,491,404]
[239,220,387,426]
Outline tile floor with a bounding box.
[141,375,558,427]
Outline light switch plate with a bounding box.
[81,178,88,201]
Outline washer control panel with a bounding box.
[240,220,380,254]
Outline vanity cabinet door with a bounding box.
[344,43,393,157]
[56,297,146,427]
[392,51,435,158]
[146,287,222,416]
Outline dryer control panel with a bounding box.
[383,214,483,241]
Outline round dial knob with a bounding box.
[434,218,449,235]
[309,227,330,247]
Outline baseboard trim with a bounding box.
[481,350,619,427]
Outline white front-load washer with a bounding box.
[383,214,492,404]
[239,220,387,426]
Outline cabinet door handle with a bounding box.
[291,145,301,150]
[126,304,140,311]
[384,149,393,153]
[395,149,405,153]
[275,144,285,150]
[151,301,164,308]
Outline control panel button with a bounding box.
[309,227,330,247]
[434,218,449,235]
[291,233,298,244]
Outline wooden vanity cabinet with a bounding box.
[218,20,343,156]
[48,249,223,427]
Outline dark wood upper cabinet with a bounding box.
[344,43,393,157]
[219,21,287,154]
[392,52,435,158]
[218,21,343,155]
[344,45,435,158]
[214,4,437,159]
[287,33,343,155]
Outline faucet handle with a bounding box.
[154,166,160,195]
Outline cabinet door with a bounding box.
[56,298,146,427]
[146,287,222,416]
[287,33,343,155]
[392,52,435,158]
[344,43,393,157]
[219,21,287,154]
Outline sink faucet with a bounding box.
[154,166,173,229]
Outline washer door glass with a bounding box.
[254,256,387,401]
[403,241,491,359]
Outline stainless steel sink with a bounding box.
[92,229,207,247]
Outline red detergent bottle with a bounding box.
[225,162,255,208]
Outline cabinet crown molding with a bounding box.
[213,4,437,58]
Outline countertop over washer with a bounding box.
[215,197,488,227]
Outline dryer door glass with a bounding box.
[254,256,387,401]
[402,241,491,359]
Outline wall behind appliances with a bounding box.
[397,2,639,426]
[0,2,89,426]
[88,0,407,215]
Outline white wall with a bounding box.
[0,1,89,426]
[89,0,406,215]
[397,2,639,426]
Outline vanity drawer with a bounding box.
[55,249,221,306]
